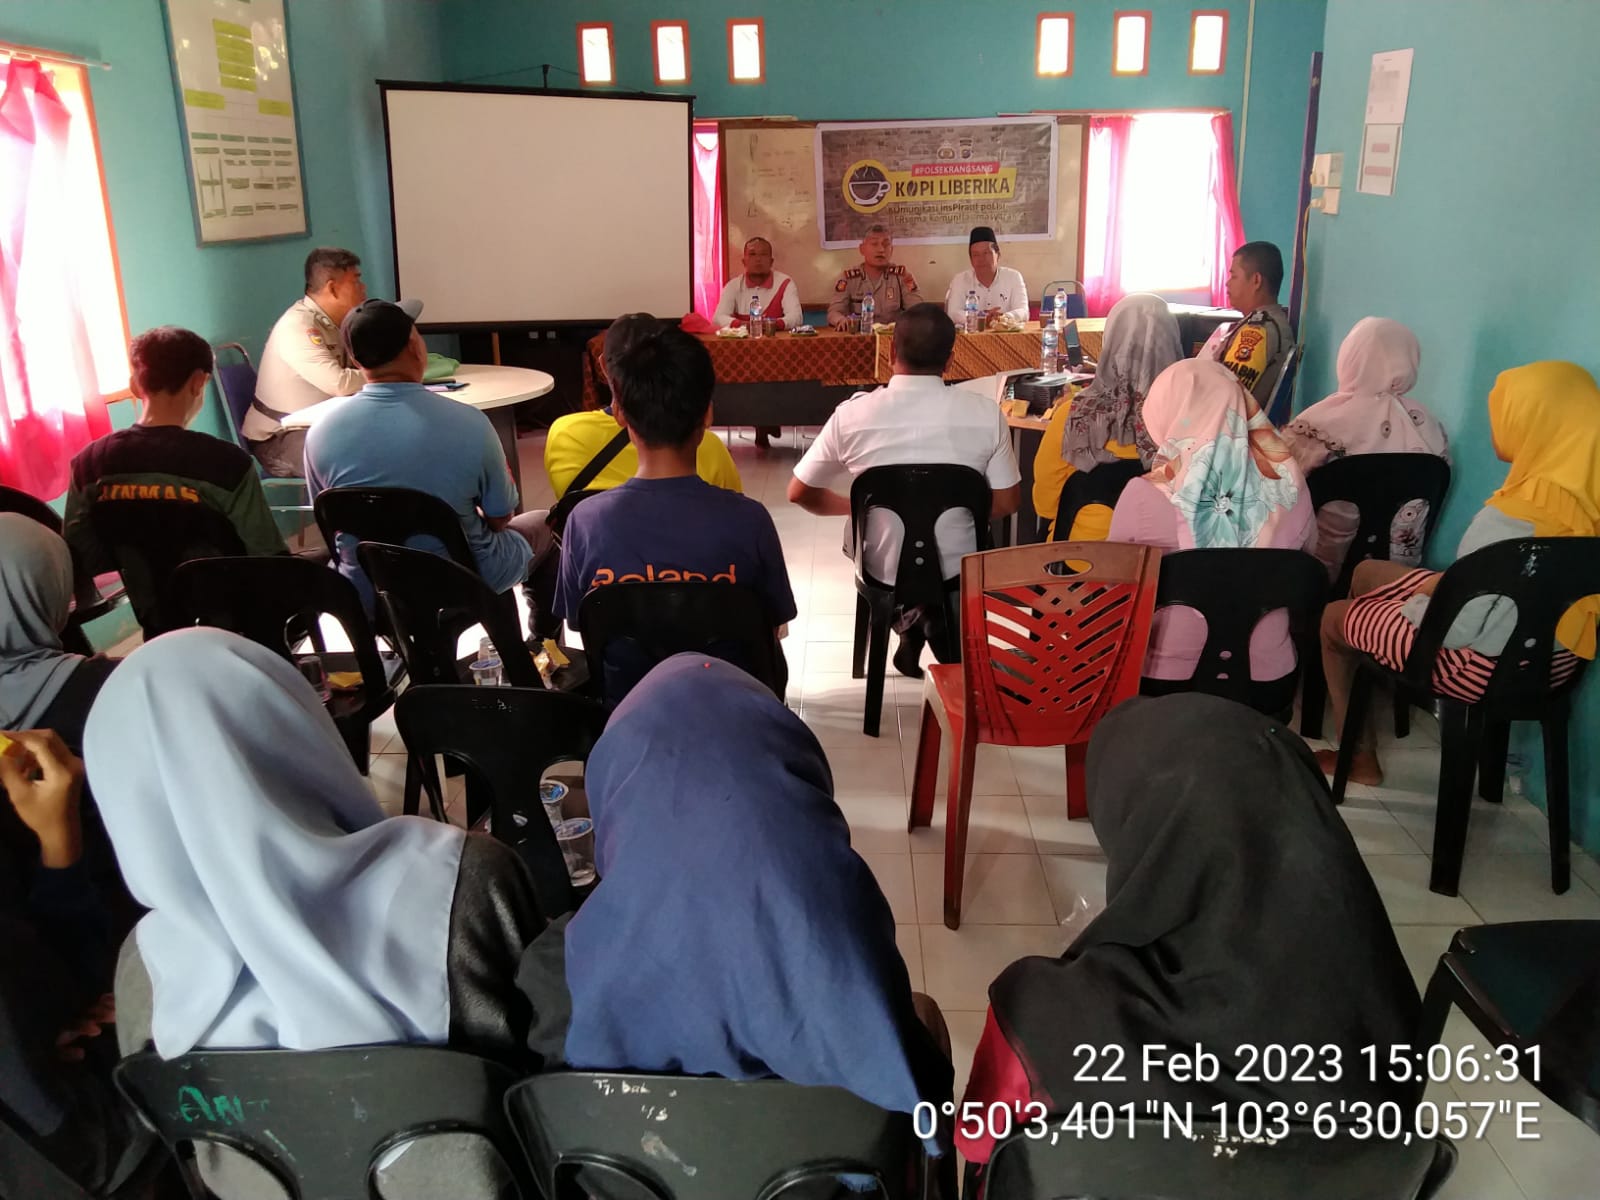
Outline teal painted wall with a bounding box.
[0,0,446,448]
[1302,0,1600,848]
[438,0,1324,266]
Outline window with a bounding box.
[1189,10,1228,74]
[1113,11,1151,75]
[1036,13,1074,77]
[652,21,690,85]
[0,46,129,499]
[577,23,614,86]
[728,20,764,83]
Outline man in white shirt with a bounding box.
[943,226,1030,327]
[245,247,368,476]
[712,237,804,331]
[788,303,1021,675]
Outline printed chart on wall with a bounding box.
[815,118,1057,248]
[162,0,307,244]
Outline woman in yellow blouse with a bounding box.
[1033,293,1184,539]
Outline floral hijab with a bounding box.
[1141,358,1307,549]
[1060,293,1184,471]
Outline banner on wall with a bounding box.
[814,117,1058,248]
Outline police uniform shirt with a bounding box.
[711,270,804,330]
[1206,303,1294,410]
[944,266,1031,325]
[826,263,925,325]
[245,296,365,441]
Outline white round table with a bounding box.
[284,363,554,497]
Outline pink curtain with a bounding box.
[1207,112,1247,309]
[691,122,725,320]
[0,58,106,500]
[1081,116,1133,317]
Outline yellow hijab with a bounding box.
[1485,361,1600,658]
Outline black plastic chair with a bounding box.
[1,482,129,651]
[115,1047,535,1200]
[1048,458,1145,543]
[1264,342,1301,426]
[578,582,785,707]
[394,684,607,917]
[984,1119,1454,1200]
[546,487,605,543]
[1331,538,1600,895]
[0,1104,96,1200]
[1301,453,1453,738]
[1140,548,1328,718]
[87,499,247,638]
[313,485,479,574]
[505,1073,927,1200]
[170,555,405,774]
[1420,921,1600,1135]
[849,465,992,737]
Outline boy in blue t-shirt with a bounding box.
[554,326,796,696]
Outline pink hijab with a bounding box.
[1282,317,1449,472]
[1142,359,1308,550]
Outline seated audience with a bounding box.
[1033,292,1184,539]
[1320,361,1600,786]
[63,325,287,572]
[1203,241,1294,409]
[944,226,1029,327]
[554,326,796,686]
[94,628,541,1196]
[711,236,803,331]
[245,246,367,477]
[956,693,1420,1185]
[1,516,120,755]
[1282,317,1450,579]
[304,299,560,636]
[789,303,1021,676]
[1108,358,1314,682]
[518,655,953,1136]
[0,730,153,1193]
[545,313,741,501]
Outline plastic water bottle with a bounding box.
[1041,324,1059,373]
[748,292,763,338]
[964,290,979,333]
[1054,286,1071,333]
[859,288,875,331]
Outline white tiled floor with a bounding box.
[357,427,1600,1198]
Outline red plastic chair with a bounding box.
[908,541,1161,928]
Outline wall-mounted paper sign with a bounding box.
[1365,48,1413,125]
[1358,124,1402,197]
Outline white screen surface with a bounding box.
[384,88,692,325]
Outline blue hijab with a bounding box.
[564,654,949,1119]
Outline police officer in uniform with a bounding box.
[827,224,925,329]
[244,247,368,477]
[1204,240,1295,411]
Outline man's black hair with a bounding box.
[1233,241,1284,296]
[304,246,360,293]
[610,326,716,448]
[891,303,958,374]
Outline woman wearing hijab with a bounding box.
[91,628,542,1197]
[0,515,120,755]
[1033,293,1184,540]
[518,655,953,1156]
[1319,361,1600,786]
[957,694,1421,1186]
[1107,357,1315,681]
[1282,318,1450,577]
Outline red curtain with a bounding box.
[1208,112,1247,309]
[691,121,725,320]
[1081,116,1133,317]
[0,58,106,500]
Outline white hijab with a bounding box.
[1283,317,1449,472]
[0,513,84,727]
[85,628,465,1057]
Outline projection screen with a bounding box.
[382,84,693,327]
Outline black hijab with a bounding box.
[991,694,1419,1111]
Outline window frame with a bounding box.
[1112,10,1153,77]
[726,18,765,85]
[1035,12,1075,78]
[651,20,691,86]
[576,22,616,87]
[0,42,132,406]
[1188,9,1229,75]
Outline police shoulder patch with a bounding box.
[902,272,919,291]
[306,329,325,347]
[834,277,849,292]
